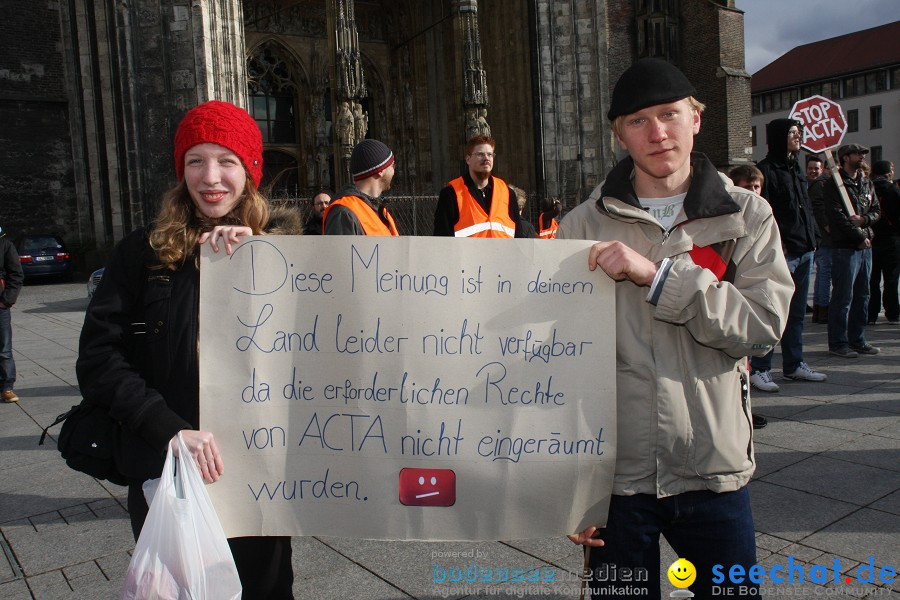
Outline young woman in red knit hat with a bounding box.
[76,100,294,598]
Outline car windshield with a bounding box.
[22,236,63,251]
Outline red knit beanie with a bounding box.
[174,100,264,187]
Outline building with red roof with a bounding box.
[750,21,900,165]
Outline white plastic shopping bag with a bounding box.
[122,432,242,600]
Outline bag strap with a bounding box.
[39,406,79,445]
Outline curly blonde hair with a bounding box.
[149,177,269,270]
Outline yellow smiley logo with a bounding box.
[667,558,697,588]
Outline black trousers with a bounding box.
[128,482,294,599]
[869,241,900,322]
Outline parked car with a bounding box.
[15,234,73,280]
[87,267,105,298]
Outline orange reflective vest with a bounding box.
[450,177,515,238]
[538,214,558,239]
[323,195,399,236]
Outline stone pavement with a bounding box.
[1,281,898,599]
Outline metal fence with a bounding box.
[268,194,441,236]
[268,193,552,237]
[383,195,439,236]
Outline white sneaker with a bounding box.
[750,371,779,392]
[784,362,827,382]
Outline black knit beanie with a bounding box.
[608,58,697,120]
[350,139,395,182]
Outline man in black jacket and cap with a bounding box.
[749,119,827,393]
[823,143,880,357]
[0,227,23,403]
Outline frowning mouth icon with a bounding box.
[398,468,456,506]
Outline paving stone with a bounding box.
[755,532,793,553]
[57,505,92,520]
[0,577,35,599]
[803,509,900,572]
[869,490,900,517]
[875,419,900,440]
[24,570,72,598]
[753,417,865,453]
[95,552,131,582]
[748,480,859,541]
[840,384,900,415]
[815,553,863,577]
[0,466,114,523]
[789,402,900,434]
[823,434,900,473]
[760,455,900,506]
[292,538,408,600]
[3,510,134,575]
[752,443,813,478]
[781,543,826,563]
[61,559,103,581]
[750,393,825,419]
[501,536,580,564]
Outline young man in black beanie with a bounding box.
[324,139,399,236]
[559,58,792,599]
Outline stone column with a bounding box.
[452,0,490,143]
[189,0,248,106]
[328,0,367,188]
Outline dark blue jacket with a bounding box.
[0,234,24,307]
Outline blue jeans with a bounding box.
[587,488,758,599]
[751,251,813,374]
[0,307,15,391]
[813,247,832,306]
[828,248,872,349]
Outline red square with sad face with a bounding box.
[398,468,456,506]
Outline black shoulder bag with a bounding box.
[40,404,127,486]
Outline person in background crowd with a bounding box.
[538,196,561,239]
[433,135,524,238]
[76,100,295,598]
[749,118,825,393]
[728,164,764,195]
[561,58,792,599]
[0,226,24,403]
[823,143,880,357]
[727,164,775,430]
[509,185,537,238]
[303,190,332,236]
[806,155,824,183]
[869,160,900,324]
[807,154,832,324]
[324,139,399,236]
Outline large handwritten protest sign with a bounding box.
[199,237,616,540]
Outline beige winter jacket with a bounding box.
[557,153,793,497]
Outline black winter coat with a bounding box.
[0,235,24,307]
[872,175,900,246]
[822,170,880,249]
[76,229,197,481]
[757,118,818,255]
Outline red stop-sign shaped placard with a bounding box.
[789,95,847,153]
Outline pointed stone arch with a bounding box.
[246,39,313,195]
